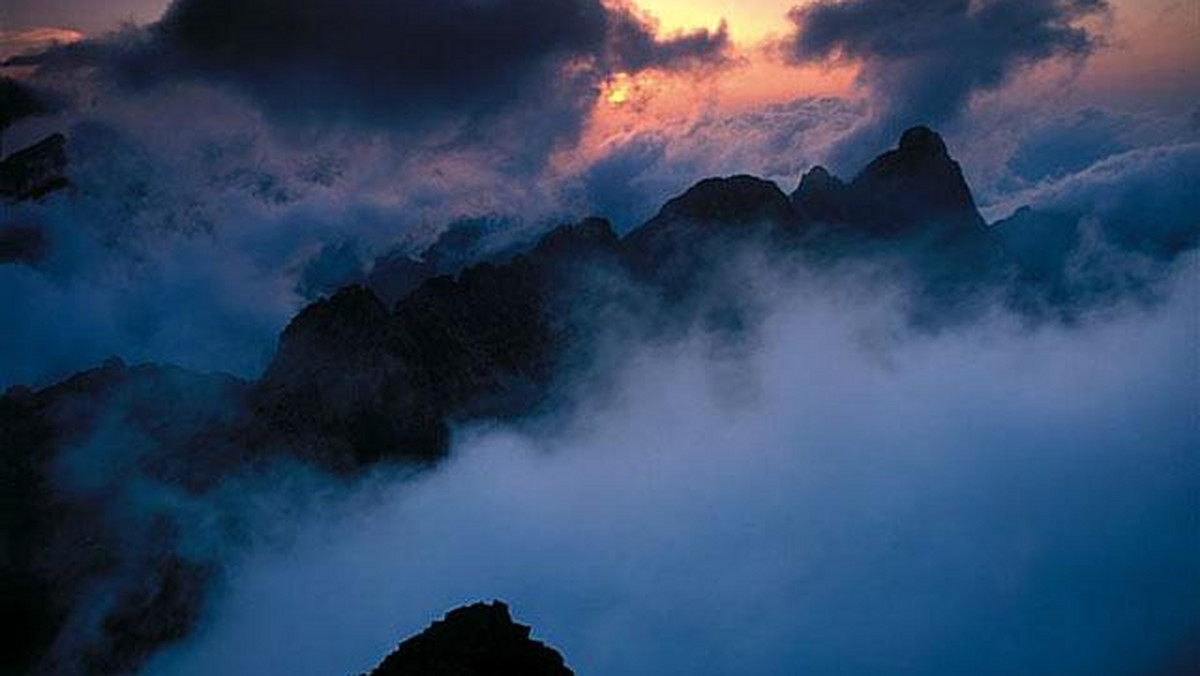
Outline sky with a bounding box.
[1,2,1198,676]
[4,0,1197,121]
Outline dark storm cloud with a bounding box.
[14,0,728,151]
[783,0,1109,169]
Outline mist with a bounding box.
[135,254,1199,676]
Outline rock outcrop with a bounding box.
[363,602,573,676]
[0,133,68,202]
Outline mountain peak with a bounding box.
[628,175,797,256]
[364,601,573,676]
[0,132,69,202]
[531,216,621,260]
[898,125,948,157]
[654,175,794,225]
[792,164,848,224]
[847,126,985,234]
[797,165,839,188]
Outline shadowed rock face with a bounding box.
[791,165,848,225]
[251,217,623,469]
[363,601,573,676]
[366,216,528,307]
[0,225,47,263]
[627,174,800,254]
[791,126,985,236]
[624,174,805,297]
[788,127,1011,319]
[0,133,68,265]
[0,133,69,202]
[846,125,986,234]
[0,358,247,676]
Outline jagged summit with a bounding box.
[792,164,848,224]
[624,174,799,285]
[784,125,987,239]
[646,174,796,227]
[897,124,949,156]
[845,125,985,234]
[0,132,68,202]
[364,601,573,676]
[531,216,621,259]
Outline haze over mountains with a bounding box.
[1,120,1197,675]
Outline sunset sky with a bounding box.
[5,0,1196,113]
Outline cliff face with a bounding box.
[250,217,623,468]
[363,602,573,676]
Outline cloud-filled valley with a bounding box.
[140,253,1199,676]
[1,1,1198,675]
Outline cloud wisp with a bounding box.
[783,0,1111,170]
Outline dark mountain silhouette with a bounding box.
[625,174,804,295]
[790,126,1011,319]
[251,216,623,469]
[835,125,985,234]
[366,216,529,307]
[0,133,69,202]
[791,165,848,225]
[1,358,245,676]
[0,77,54,157]
[363,601,573,676]
[4,126,1189,675]
[0,133,69,264]
[0,224,46,263]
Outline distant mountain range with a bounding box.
[1,126,1193,675]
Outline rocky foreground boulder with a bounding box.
[363,601,573,676]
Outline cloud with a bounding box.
[783,0,1110,170]
[568,97,863,229]
[1005,107,1131,182]
[0,98,578,388]
[989,141,1200,254]
[14,0,729,164]
[134,255,1199,676]
[0,3,732,389]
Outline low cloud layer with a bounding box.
[136,256,1198,676]
[784,0,1110,170]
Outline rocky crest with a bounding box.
[251,217,623,468]
[791,125,985,235]
[0,133,68,202]
[363,602,573,676]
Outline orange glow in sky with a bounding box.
[633,0,804,43]
[591,0,854,133]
